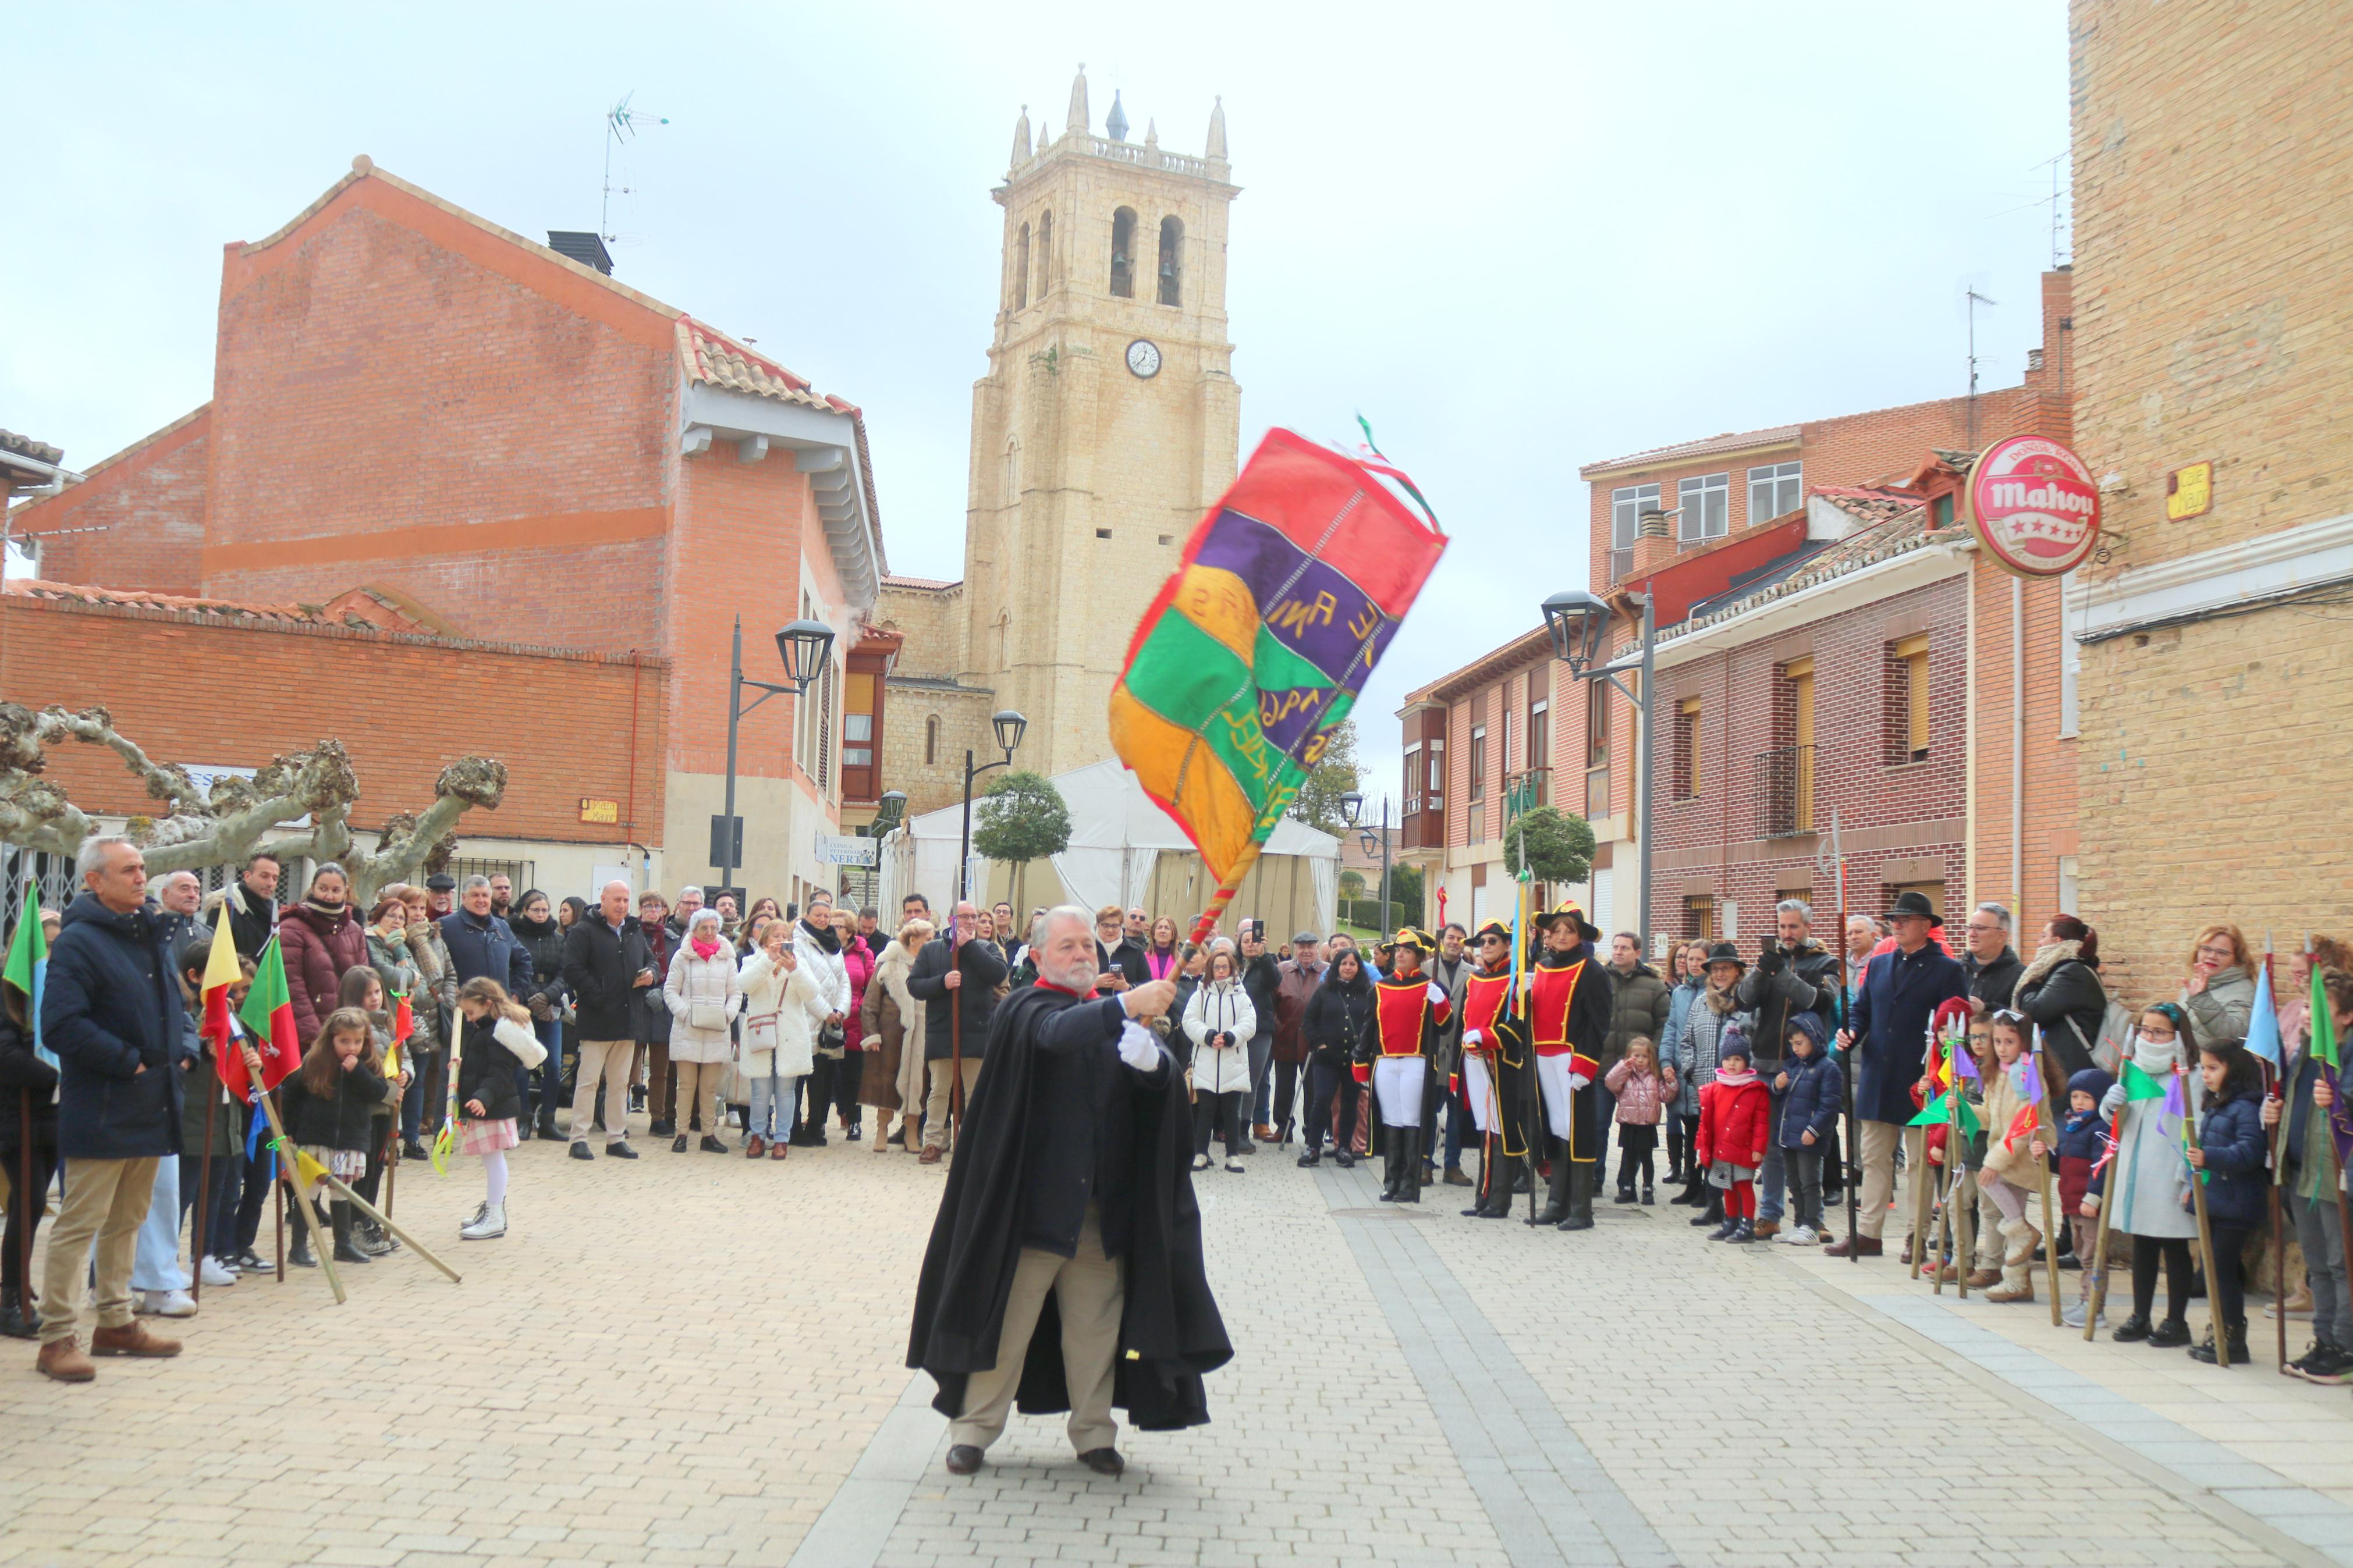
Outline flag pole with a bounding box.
[242,1042,345,1306]
[16,1087,31,1323]
[2266,934,2289,1376]
[2084,1105,2121,1341]
[1833,813,1857,1260]
[2179,1062,2227,1367]
[2033,1030,2063,1324]
[192,1086,216,1306]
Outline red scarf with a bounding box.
[689,934,725,961]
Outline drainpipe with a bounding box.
[2011,575,2024,927]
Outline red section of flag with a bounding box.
[2001,1101,2040,1152]
[393,993,414,1044]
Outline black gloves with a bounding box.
[1756,941,1784,976]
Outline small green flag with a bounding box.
[2122,1059,2169,1100]
[1908,1091,1982,1136]
[2313,962,2339,1072]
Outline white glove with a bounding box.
[2099,1083,2127,1118]
[1426,981,1447,1007]
[1463,1028,1485,1048]
[1568,1070,1593,1091]
[1117,1019,1163,1073]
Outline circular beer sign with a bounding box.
[1966,435,2100,577]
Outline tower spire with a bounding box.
[1205,95,1227,162]
[1011,104,1031,167]
[1066,63,1089,135]
[1106,88,1129,143]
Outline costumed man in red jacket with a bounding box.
[1454,919,1536,1219]
[1358,928,1451,1205]
[1528,901,1612,1232]
[1695,1033,1772,1243]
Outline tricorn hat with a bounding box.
[1532,900,1602,941]
[1887,890,1944,926]
[1386,926,1435,955]
[1471,919,1513,945]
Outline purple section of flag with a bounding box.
[1254,684,1343,760]
[1193,509,1400,684]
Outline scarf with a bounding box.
[2017,938,2084,995]
[1713,1066,1760,1087]
[1147,944,1178,981]
[689,934,725,961]
[510,912,558,943]
[800,918,842,955]
[304,898,347,923]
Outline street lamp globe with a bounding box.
[775,619,836,691]
[1339,790,1365,828]
[874,789,907,833]
[991,709,1028,757]
[1540,589,1612,677]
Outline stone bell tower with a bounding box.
[961,66,1242,777]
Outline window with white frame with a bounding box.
[1403,745,1422,815]
[1747,461,1801,522]
[1610,483,1658,578]
[1677,472,1729,545]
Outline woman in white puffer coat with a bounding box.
[737,915,824,1162]
[1183,948,1257,1174]
[663,908,743,1154]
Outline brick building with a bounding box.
[1399,273,2081,946]
[10,158,889,908]
[2066,1,2353,997]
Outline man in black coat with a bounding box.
[220,853,281,960]
[1960,902,2024,1016]
[907,901,1010,1164]
[1733,899,1839,1236]
[35,838,189,1381]
[907,905,1229,1478]
[560,880,654,1161]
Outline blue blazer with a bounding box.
[1849,941,1967,1125]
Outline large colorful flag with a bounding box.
[234,936,302,1095]
[2,880,52,1070]
[2244,961,2281,1071]
[1110,429,1447,934]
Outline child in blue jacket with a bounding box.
[1774,1012,1841,1245]
[2185,1041,2267,1366]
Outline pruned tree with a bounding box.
[0,703,506,904]
[1502,805,1596,889]
[970,769,1072,916]
[1289,717,1360,838]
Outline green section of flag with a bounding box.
[239,937,293,1045]
[1908,1091,1982,1136]
[3,882,45,995]
[1123,613,1253,733]
[2122,1059,2169,1100]
[2315,962,2340,1072]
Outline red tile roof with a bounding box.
[1578,424,1802,478]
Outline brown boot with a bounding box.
[90,1321,182,1359]
[37,1337,95,1382]
[1967,1268,2004,1289]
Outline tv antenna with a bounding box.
[1965,284,1998,447]
[2032,152,2069,269]
[602,92,669,243]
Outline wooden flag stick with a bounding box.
[2180,1065,2227,1368]
[2036,1080,2064,1325]
[2084,1110,2121,1341]
[307,1167,459,1283]
[242,1044,344,1305]
[192,1089,216,1306]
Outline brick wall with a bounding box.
[203,176,679,653]
[0,595,667,848]
[13,408,211,594]
[2070,0,2353,998]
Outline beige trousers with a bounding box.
[950,1204,1124,1454]
[1856,1121,1924,1240]
[570,1039,636,1146]
[923,1058,984,1152]
[673,1059,725,1135]
[41,1156,159,1345]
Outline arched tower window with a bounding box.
[1013,222,1030,310]
[1003,438,1020,507]
[1109,207,1136,298]
[924,716,940,766]
[1035,210,1053,298]
[1157,216,1183,305]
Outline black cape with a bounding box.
[906,983,1233,1431]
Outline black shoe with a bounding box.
[331,1203,372,1264]
[672,1133,689,1153]
[606,1142,638,1160]
[2148,1318,2193,1348]
[233,1247,269,1272]
[288,1228,317,1269]
[1297,1147,1321,1168]
[700,1135,729,1154]
[650,1118,676,1137]
[1642,1182,1656,1206]
[945,1444,984,1475]
[2189,1320,2249,1365]
[1533,1160,1574,1226]
[570,1142,595,1161]
[401,1139,429,1161]
[1378,1129,1401,1203]
[1335,1150,1355,1169]
[1724,1219,1756,1245]
[2110,1313,2152,1342]
[514,1121,533,1143]
[535,1116,563,1142]
[1614,1183,1638,1205]
[1077,1446,1125,1477]
[1690,1195,1725,1228]
[630,1088,648,1113]
[846,1122,863,1142]
[0,1286,38,1339]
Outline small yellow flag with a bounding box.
[292,1148,332,1190]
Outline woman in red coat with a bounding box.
[1695,1034,1771,1245]
[276,862,370,1043]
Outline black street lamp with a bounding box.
[721,614,833,899]
[1340,789,1393,937]
[1543,577,1657,944]
[956,709,1027,904]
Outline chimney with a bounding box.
[546,231,615,275]
[1630,507,1678,576]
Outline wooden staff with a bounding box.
[2032,1040,2064,1325]
[303,1160,459,1283]
[2179,1062,2227,1368]
[242,1044,344,1305]
[2084,1107,2121,1341]
[1912,1120,1937,1282]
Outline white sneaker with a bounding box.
[2060,1296,2104,1328]
[1191,1154,1212,1171]
[198,1256,238,1286]
[1780,1225,1819,1246]
[143,1288,198,1317]
[459,1201,507,1240]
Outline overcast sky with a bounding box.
[5,1,2068,806]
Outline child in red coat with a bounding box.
[1696,1038,1771,1244]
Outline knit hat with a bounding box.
[2067,1066,2116,1104]
[1717,1026,1752,1065]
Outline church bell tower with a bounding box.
[962,67,1242,778]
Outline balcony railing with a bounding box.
[1610,546,1633,582]
[1753,744,1815,838]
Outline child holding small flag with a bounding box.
[278,1005,396,1267]
[2101,1003,2203,1348]
[1975,1010,2054,1304]
[2265,968,2353,1382]
[336,966,407,1256]
[2184,1039,2266,1364]
[2040,1066,2114,1328]
[452,977,541,1241]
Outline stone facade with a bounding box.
[2068,0,2353,998]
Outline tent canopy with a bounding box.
[881,759,1339,937]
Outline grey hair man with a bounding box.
[1733,897,1839,1236]
[1961,902,2022,1016]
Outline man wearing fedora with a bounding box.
[1527,902,1613,1231]
[1826,890,1965,1258]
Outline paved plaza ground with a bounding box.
[12,1128,2353,1568]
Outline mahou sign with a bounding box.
[1967,435,2101,577]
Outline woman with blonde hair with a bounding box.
[2181,922,2257,1054]
[860,917,933,1151]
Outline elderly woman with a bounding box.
[736,915,821,1160]
[860,918,932,1151]
[664,908,743,1153]
[1661,941,1709,1184]
[2181,922,2257,1054]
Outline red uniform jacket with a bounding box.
[1696,1072,1770,1171]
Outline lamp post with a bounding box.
[1542,582,1657,944]
[721,614,835,901]
[1340,789,1392,936]
[956,710,1028,904]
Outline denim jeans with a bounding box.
[178,1148,242,1262]
[1758,1091,1789,1222]
[129,1158,186,1293]
[748,1062,801,1141]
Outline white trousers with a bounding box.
[1373,1057,1426,1128]
[1535,1054,1577,1141]
[1463,1054,1496,1134]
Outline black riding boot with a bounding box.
[1533,1157,1573,1225]
[1377,1128,1400,1202]
[331,1201,372,1264]
[1399,1130,1422,1204]
[289,1203,324,1268]
[1557,1163,1596,1231]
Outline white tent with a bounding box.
[881,758,1340,935]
